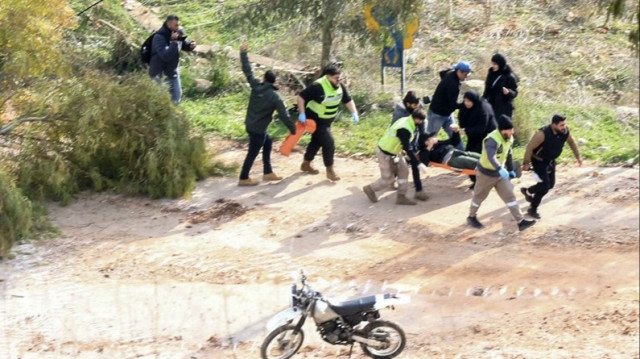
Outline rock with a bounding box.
[615,106,639,129]
[578,138,588,145]
[461,79,484,94]
[194,79,213,93]
[565,11,576,22]
[597,146,611,151]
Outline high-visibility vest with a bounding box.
[378,116,416,155]
[479,129,513,170]
[306,76,343,119]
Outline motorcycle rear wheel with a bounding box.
[260,325,305,359]
[360,320,406,359]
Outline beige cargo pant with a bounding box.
[368,147,409,195]
[469,170,524,222]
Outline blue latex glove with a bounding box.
[509,170,517,179]
[498,168,509,180]
[351,112,359,124]
[298,113,306,124]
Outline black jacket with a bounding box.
[149,23,194,78]
[241,51,295,135]
[418,131,462,165]
[458,91,497,153]
[430,70,461,117]
[482,65,518,119]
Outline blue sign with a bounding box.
[381,31,404,68]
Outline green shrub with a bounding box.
[0,171,32,257]
[14,73,210,202]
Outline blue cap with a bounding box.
[454,61,472,73]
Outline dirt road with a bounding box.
[1,139,638,358]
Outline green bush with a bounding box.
[0,171,32,257]
[14,73,210,203]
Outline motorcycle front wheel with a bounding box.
[360,320,406,359]
[260,325,305,359]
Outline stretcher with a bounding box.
[429,161,476,176]
[427,160,522,178]
[278,119,317,157]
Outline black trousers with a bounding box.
[304,121,335,167]
[527,158,556,210]
[239,131,273,179]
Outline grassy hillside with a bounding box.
[102,0,639,164]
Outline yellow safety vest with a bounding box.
[480,129,513,170]
[378,116,416,155]
[306,76,343,119]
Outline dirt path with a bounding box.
[1,138,638,358]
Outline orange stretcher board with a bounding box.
[429,161,476,176]
[279,120,317,157]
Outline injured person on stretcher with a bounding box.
[417,124,521,177]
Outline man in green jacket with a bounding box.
[238,43,296,186]
[467,115,536,231]
[362,109,427,205]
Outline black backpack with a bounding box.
[140,31,156,64]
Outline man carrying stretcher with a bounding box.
[417,123,521,177]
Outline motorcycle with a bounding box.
[261,271,409,359]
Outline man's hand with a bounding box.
[189,41,197,50]
[351,112,359,124]
[449,123,460,133]
[521,163,531,171]
[298,113,306,125]
[577,156,583,167]
[171,31,180,41]
[502,87,510,95]
[240,43,248,52]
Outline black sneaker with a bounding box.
[467,216,484,229]
[520,187,533,203]
[518,219,536,231]
[527,207,541,219]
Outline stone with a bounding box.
[615,106,639,129]
[461,79,485,95]
[194,79,213,93]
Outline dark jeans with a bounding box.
[239,131,273,180]
[304,121,335,167]
[527,158,556,211]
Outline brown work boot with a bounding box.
[263,172,283,181]
[300,160,319,174]
[363,185,378,203]
[396,194,417,205]
[414,190,429,201]
[326,166,341,181]
[238,178,259,186]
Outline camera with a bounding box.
[176,27,188,42]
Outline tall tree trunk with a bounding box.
[320,18,334,68]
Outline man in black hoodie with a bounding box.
[149,15,196,104]
[237,44,296,186]
[482,53,518,119]
[427,61,471,150]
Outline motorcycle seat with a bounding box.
[328,295,376,316]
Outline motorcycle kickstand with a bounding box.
[347,342,354,358]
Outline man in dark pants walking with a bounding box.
[297,65,359,181]
[238,43,296,186]
[521,114,582,218]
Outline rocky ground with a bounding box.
[1,138,638,359]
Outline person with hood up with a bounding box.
[482,53,518,119]
[149,15,197,104]
[458,90,497,189]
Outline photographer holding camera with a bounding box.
[149,15,197,104]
